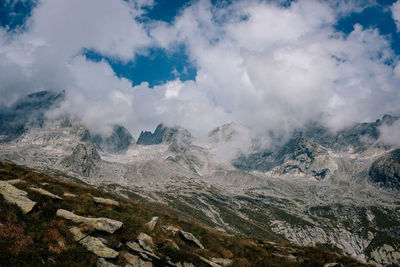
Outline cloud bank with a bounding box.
[0,0,399,141]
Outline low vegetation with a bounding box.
[0,161,369,266]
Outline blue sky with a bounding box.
[1,0,399,87]
[0,0,400,137]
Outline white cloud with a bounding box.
[0,0,399,145]
[392,0,400,32]
[380,120,400,147]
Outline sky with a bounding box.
[0,0,400,141]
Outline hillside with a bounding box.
[0,161,368,267]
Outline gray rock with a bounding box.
[57,209,123,233]
[61,143,101,177]
[29,187,63,200]
[211,258,232,266]
[94,197,119,206]
[137,233,154,253]
[63,192,77,197]
[162,225,180,235]
[121,251,153,267]
[369,149,400,190]
[69,226,119,258]
[145,217,158,230]
[179,230,204,249]
[0,181,36,214]
[92,125,134,154]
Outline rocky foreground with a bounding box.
[0,161,367,267]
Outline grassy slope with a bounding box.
[0,161,369,267]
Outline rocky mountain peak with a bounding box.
[0,90,66,142]
[136,123,192,146]
[92,124,135,154]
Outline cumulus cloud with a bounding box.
[380,120,400,147]
[0,0,400,145]
[392,0,400,32]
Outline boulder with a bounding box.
[0,181,36,214]
[69,226,118,258]
[179,230,204,249]
[162,225,180,235]
[145,217,158,230]
[211,258,232,266]
[63,192,77,197]
[126,241,159,260]
[94,197,119,206]
[6,179,25,185]
[121,251,153,267]
[137,233,154,252]
[57,209,123,233]
[29,187,63,200]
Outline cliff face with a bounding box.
[369,149,400,190]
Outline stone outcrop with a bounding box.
[179,230,205,249]
[121,251,153,267]
[137,233,154,253]
[94,197,119,206]
[69,226,118,258]
[63,192,77,197]
[145,216,158,230]
[162,225,204,249]
[370,244,400,266]
[0,180,36,214]
[29,187,63,200]
[162,225,180,235]
[211,258,232,266]
[56,209,123,233]
[6,179,25,184]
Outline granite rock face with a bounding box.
[92,124,134,154]
[61,143,101,177]
[57,209,123,233]
[0,180,36,214]
[69,226,119,258]
[137,123,192,146]
[369,149,400,190]
[0,90,65,142]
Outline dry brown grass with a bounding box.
[0,223,33,255]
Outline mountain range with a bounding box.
[0,90,399,266]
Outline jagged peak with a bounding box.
[137,123,192,146]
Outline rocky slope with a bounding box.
[0,91,399,266]
[0,161,368,267]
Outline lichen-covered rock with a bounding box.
[211,258,232,266]
[162,225,180,235]
[0,181,36,214]
[179,230,204,249]
[126,241,159,260]
[145,217,158,230]
[69,226,119,258]
[63,192,77,197]
[93,197,119,206]
[137,233,154,252]
[29,187,63,200]
[121,251,153,267]
[57,209,123,233]
[6,179,25,185]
